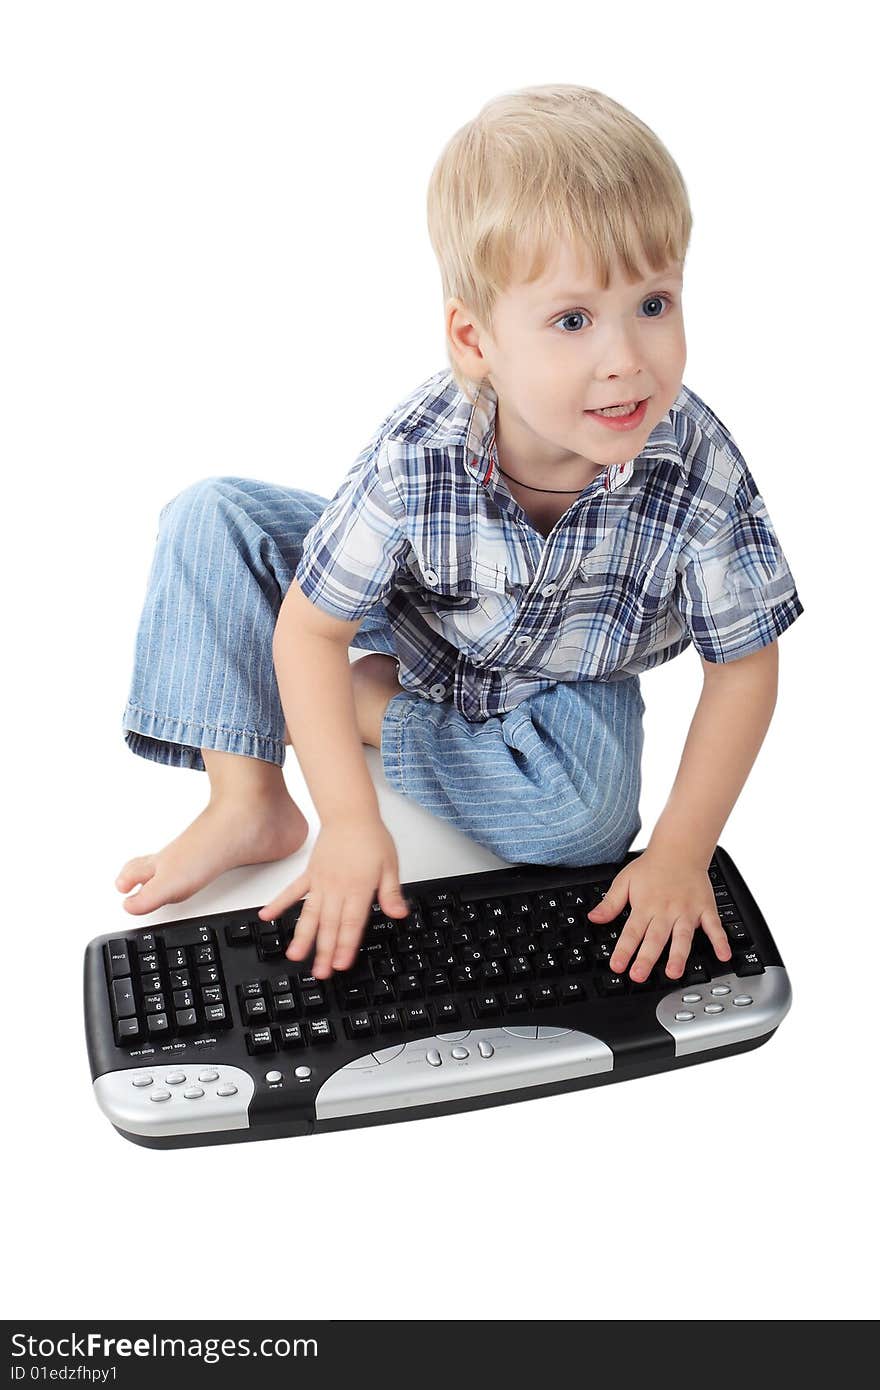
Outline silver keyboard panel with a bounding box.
[93,1063,254,1138]
[656,965,791,1056]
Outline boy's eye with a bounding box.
[553,294,674,333]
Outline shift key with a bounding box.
[112,976,137,1019]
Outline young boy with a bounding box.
[116,84,804,989]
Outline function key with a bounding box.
[432,998,461,1023]
[735,950,764,977]
[377,1007,402,1034]
[344,1013,374,1039]
[403,1004,430,1030]
[106,940,131,978]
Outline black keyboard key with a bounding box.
[396,974,423,999]
[536,952,562,977]
[270,975,292,994]
[432,999,461,1024]
[142,993,165,1014]
[306,1017,335,1044]
[245,998,268,1022]
[682,959,711,986]
[474,993,501,1018]
[226,921,254,946]
[344,1013,374,1039]
[452,965,479,989]
[115,1017,140,1045]
[138,953,159,974]
[194,945,215,965]
[197,965,220,986]
[141,973,163,993]
[735,950,764,977]
[726,921,752,946]
[340,985,368,1011]
[137,931,157,953]
[111,977,137,1020]
[560,981,584,1002]
[173,989,194,1009]
[161,923,212,949]
[425,970,451,994]
[301,988,326,1012]
[201,985,223,1005]
[248,1027,275,1054]
[595,970,627,997]
[106,940,131,978]
[166,948,187,970]
[169,970,191,990]
[530,984,557,1007]
[241,981,264,998]
[273,993,297,1017]
[258,933,283,958]
[370,979,395,1005]
[204,1004,228,1027]
[403,1005,430,1030]
[377,1007,402,1033]
[147,1012,169,1035]
[278,1022,304,1049]
[175,1008,198,1030]
[503,987,530,1011]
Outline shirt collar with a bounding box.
[458,376,688,494]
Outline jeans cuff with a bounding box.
[122,701,286,771]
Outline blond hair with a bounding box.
[426,84,693,400]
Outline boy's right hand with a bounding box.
[256,816,410,979]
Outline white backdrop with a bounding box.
[3,0,875,1322]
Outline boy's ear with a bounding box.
[446,297,490,380]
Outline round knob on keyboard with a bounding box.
[265,1070,283,1083]
[165,1071,186,1085]
[183,1086,205,1099]
[295,1065,312,1079]
[198,1069,220,1082]
[704,1004,724,1014]
[217,1083,238,1096]
[674,1010,695,1021]
[150,1089,171,1102]
[478,1040,494,1057]
[131,1074,153,1087]
[426,1049,442,1067]
[733,995,754,1007]
[451,1046,469,1060]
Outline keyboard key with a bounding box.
[560,981,584,1002]
[241,980,264,998]
[432,999,461,1024]
[137,932,157,953]
[138,953,159,973]
[146,1011,169,1035]
[173,989,194,1009]
[226,922,253,946]
[502,987,530,1011]
[111,977,136,1019]
[301,987,326,1012]
[377,1007,402,1033]
[248,1027,276,1054]
[270,975,292,994]
[530,984,557,1007]
[735,950,764,977]
[201,985,223,1004]
[594,970,627,997]
[245,998,268,1022]
[273,993,298,1017]
[161,923,212,948]
[143,993,165,1014]
[197,965,220,986]
[204,1004,228,1027]
[194,945,215,965]
[169,970,191,990]
[166,948,187,970]
[115,1017,140,1045]
[344,1013,374,1039]
[396,974,423,999]
[175,1008,198,1030]
[106,940,131,978]
[278,1022,304,1049]
[306,1017,335,1044]
[474,993,501,1018]
[141,973,163,993]
[403,1005,430,1030]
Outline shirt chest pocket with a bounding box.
[570,548,678,632]
[405,551,519,652]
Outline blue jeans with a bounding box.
[122,477,645,867]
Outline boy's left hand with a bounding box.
[587,847,733,982]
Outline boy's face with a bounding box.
[449,238,687,480]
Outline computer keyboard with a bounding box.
[84,844,791,1147]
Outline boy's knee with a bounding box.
[160,475,244,523]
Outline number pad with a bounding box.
[104,925,230,1049]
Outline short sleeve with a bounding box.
[677,470,805,664]
[294,441,409,621]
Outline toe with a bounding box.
[122,878,172,915]
[116,857,156,892]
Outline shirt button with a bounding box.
[429,683,446,700]
[540,583,557,597]
[424,569,439,586]
[515,635,531,646]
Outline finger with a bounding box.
[311,895,345,979]
[285,893,320,962]
[332,893,373,970]
[630,919,671,981]
[665,919,696,979]
[587,881,628,924]
[608,918,646,974]
[701,910,733,964]
[259,875,308,924]
[378,863,410,920]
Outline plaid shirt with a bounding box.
[295,369,804,722]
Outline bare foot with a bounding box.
[115,788,309,916]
